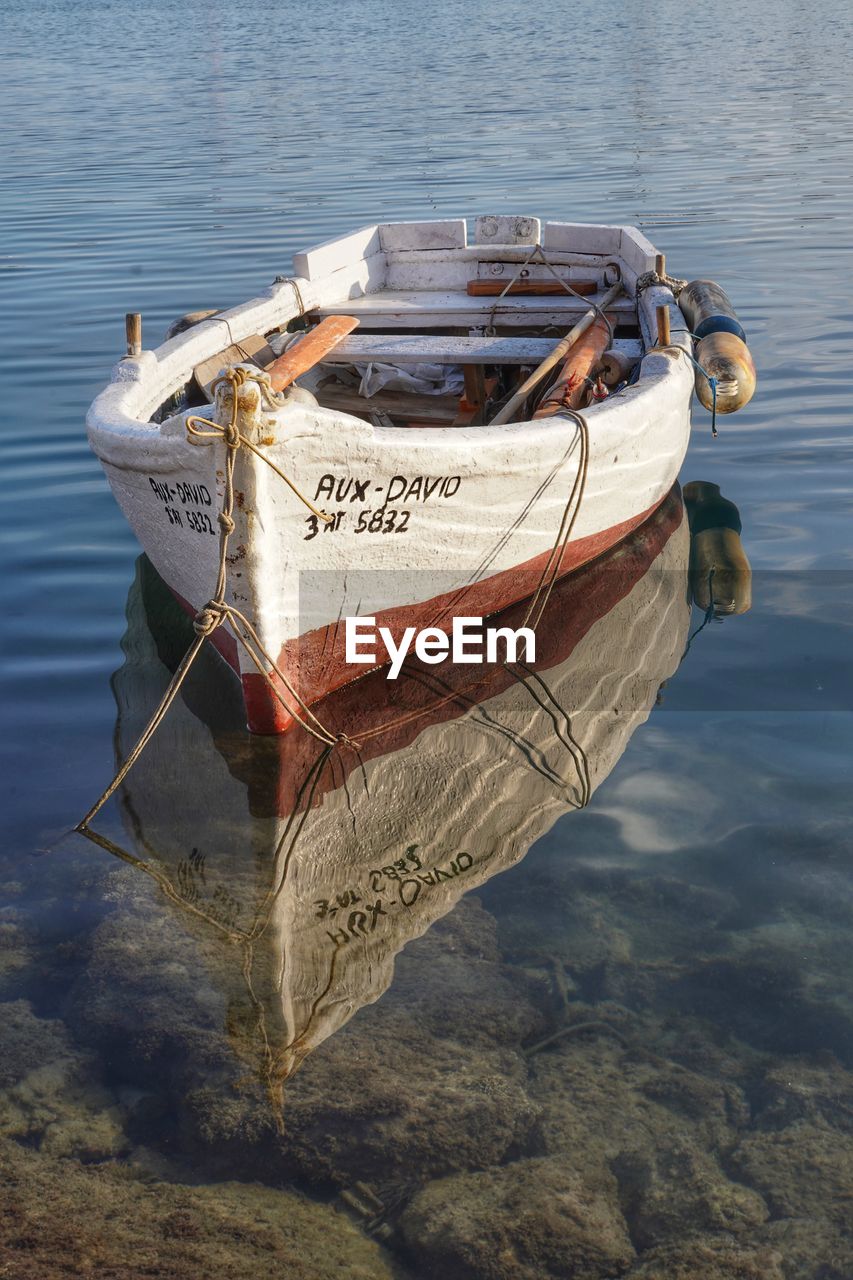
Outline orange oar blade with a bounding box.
[267,316,359,392]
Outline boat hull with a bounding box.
[87,217,695,733]
[94,359,691,733]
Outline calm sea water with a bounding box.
[2,0,852,1276]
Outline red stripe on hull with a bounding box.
[221,486,685,817]
[243,499,666,734]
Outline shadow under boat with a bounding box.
[95,484,697,1097]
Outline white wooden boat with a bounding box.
[104,490,691,1091]
[87,215,697,734]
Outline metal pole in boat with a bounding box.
[489,281,624,425]
[125,312,142,357]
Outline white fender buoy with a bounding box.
[679,281,756,414]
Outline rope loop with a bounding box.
[193,600,229,637]
[78,340,593,833]
[636,268,688,297]
[655,341,719,438]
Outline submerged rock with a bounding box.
[279,1008,539,1188]
[0,1000,126,1162]
[0,1135,402,1280]
[729,1120,853,1228]
[613,1142,768,1249]
[623,1235,785,1279]
[400,1156,635,1280]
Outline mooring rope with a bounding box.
[78,340,597,833]
[77,368,358,834]
[520,408,590,632]
[636,267,688,298]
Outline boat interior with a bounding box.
[154,216,662,429]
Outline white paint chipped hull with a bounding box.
[88,216,694,732]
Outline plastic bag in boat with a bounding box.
[356,361,464,398]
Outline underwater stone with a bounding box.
[0,1000,126,1162]
[400,1156,635,1280]
[280,1007,540,1188]
[623,1235,785,1280]
[0,1135,401,1279]
[612,1142,769,1249]
[729,1120,853,1228]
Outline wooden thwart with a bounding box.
[311,289,636,330]
[322,334,561,365]
[320,334,643,367]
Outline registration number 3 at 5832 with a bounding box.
[303,508,411,540]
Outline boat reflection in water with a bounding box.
[97,484,713,1103]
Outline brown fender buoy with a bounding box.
[679,280,745,341]
[679,280,756,414]
[684,481,751,616]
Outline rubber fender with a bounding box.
[164,308,219,340]
[684,481,751,616]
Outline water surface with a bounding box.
[1,1,852,1276]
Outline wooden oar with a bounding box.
[266,316,359,392]
[488,281,624,425]
[533,315,613,416]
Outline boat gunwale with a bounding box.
[87,220,692,457]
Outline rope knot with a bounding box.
[193,599,229,636]
[218,512,236,534]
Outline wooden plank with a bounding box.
[266,317,359,392]
[385,250,612,292]
[620,227,658,276]
[320,334,561,364]
[315,383,460,423]
[466,279,597,297]
[292,225,382,281]
[543,222,624,256]
[193,334,274,398]
[379,220,467,251]
[319,334,645,366]
[310,289,636,330]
